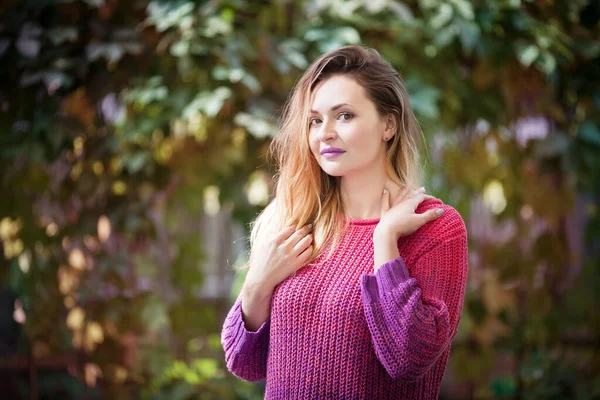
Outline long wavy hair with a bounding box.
[243,45,426,269]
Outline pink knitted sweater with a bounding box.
[221,198,468,399]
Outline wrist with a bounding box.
[373,224,400,273]
[373,224,397,245]
[242,280,275,302]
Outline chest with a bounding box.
[270,244,375,328]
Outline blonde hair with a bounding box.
[240,45,426,270]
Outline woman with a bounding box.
[221,45,468,399]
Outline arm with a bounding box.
[359,233,468,382]
[220,287,273,382]
[221,207,313,382]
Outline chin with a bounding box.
[323,171,345,177]
[319,165,349,177]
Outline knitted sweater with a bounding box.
[221,198,468,399]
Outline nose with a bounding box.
[317,119,337,142]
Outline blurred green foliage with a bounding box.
[0,0,599,399]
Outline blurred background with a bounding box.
[0,0,599,399]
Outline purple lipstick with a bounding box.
[320,147,345,159]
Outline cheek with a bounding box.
[343,124,370,147]
[344,126,382,158]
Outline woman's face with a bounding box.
[308,74,391,178]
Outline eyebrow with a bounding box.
[310,103,352,114]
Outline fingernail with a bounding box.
[420,187,426,192]
[435,209,444,216]
[383,188,388,194]
[307,223,313,230]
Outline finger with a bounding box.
[410,193,426,209]
[274,226,296,244]
[415,193,435,201]
[381,188,391,214]
[293,233,313,255]
[396,186,425,206]
[418,208,444,223]
[296,244,314,267]
[411,187,426,196]
[285,225,312,246]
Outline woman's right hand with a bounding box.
[243,224,314,295]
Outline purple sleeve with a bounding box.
[220,295,271,382]
[359,237,467,382]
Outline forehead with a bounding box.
[310,74,369,110]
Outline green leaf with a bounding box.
[167,381,196,400]
[146,1,195,32]
[282,49,308,69]
[202,15,232,37]
[335,27,361,44]
[578,121,600,147]
[170,40,189,57]
[192,358,218,378]
[241,73,261,94]
[449,0,474,20]
[47,27,78,45]
[405,77,441,120]
[389,2,414,21]
[234,112,277,138]
[304,29,328,42]
[534,132,571,158]
[457,20,480,51]
[430,3,453,29]
[491,376,517,397]
[517,44,540,67]
[124,151,151,173]
[537,51,556,75]
[182,87,232,118]
[141,294,170,331]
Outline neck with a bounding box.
[339,159,390,220]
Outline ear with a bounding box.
[384,114,397,139]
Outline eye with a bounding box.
[338,112,353,121]
[309,118,322,127]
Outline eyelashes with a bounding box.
[309,112,354,127]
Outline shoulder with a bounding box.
[401,198,467,257]
[416,197,467,242]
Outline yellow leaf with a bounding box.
[67,307,85,330]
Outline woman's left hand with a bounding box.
[376,186,443,241]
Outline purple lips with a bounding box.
[320,147,345,158]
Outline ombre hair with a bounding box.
[244,45,426,269]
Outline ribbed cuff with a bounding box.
[360,257,411,303]
[231,298,271,354]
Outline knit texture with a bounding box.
[221,198,468,399]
